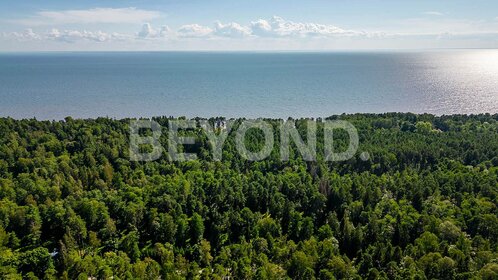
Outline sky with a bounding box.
[1,0,498,51]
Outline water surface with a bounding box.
[0,51,497,119]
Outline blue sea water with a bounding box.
[0,51,497,119]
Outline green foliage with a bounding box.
[0,113,497,279]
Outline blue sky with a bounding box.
[1,0,498,51]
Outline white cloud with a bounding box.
[138,23,154,38]
[2,29,41,41]
[0,15,396,43]
[177,24,213,38]
[250,19,273,37]
[423,11,444,16]
[3,15,498,50]
[2,28,129,43]
[137,23,170,38]
[213,21,251,38]
[250,16,355,38]
[173,16,356,39]
[177,21,251,39]
[15,7,160,25]
[47,29,124,42]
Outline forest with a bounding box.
[0,113,497,279]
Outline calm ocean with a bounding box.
[0,51,497,119]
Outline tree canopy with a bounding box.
[0,113,497,279]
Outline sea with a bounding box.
[0,50,497,120]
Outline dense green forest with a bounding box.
[0,113,497,279]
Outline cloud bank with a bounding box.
[2,15,498,50]
[177,24,213,38]
[154,16,359,39]
[251,16,355,37]
[1,16,368,48]
[213,21,251,38]
[2,29,129,43]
